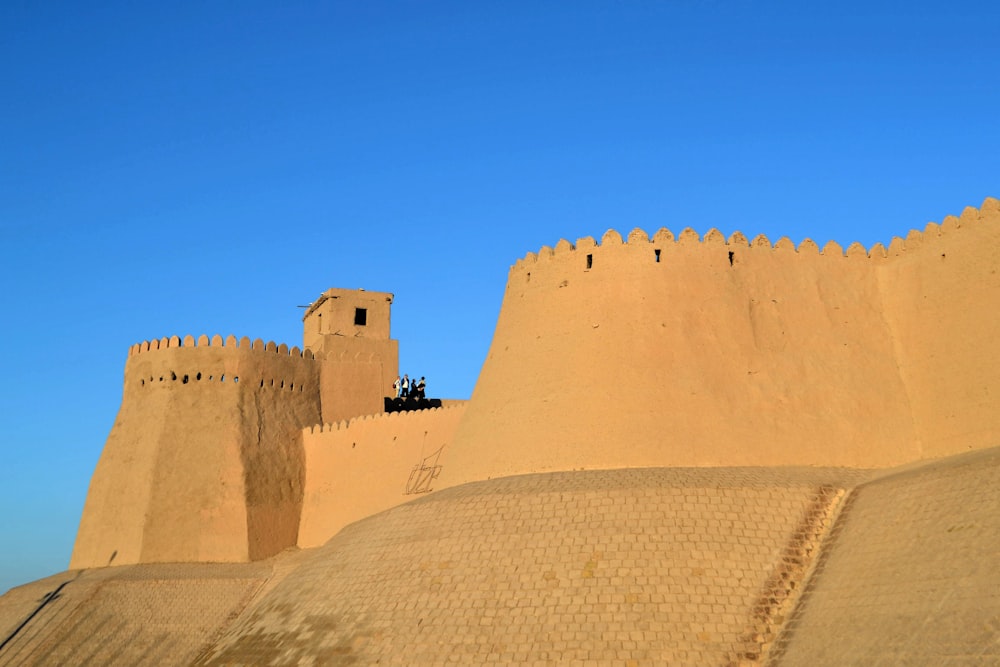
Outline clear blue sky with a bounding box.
[1,1,997,594]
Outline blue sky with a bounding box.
[1,1,997,594]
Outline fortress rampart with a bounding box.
[71,337,323,569]
[9,201,1000,665]
[68,203,1000,575]
[445,198,1000,485]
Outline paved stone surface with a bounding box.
[770,447,1000,665]
[0,563,269,667]
[11,456,998,666]
[195,467,864,666]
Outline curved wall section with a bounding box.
[877,200,1000,459]
[71,338,321,569]
[447,226,918,485]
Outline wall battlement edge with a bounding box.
[306,404,467,436]
[510,197,1000,274]
[128,335,316,359]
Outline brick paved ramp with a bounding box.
[194,467,866,666]
[0,563,270,666]
[770,446,1000,666]
[7,456,997,666]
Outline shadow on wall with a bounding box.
[384,397,444,413]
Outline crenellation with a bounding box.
[773,237,795,252]
[981,196,1000,217]
[752,233,771,249]
[846,242,867,259]
[797,238,819,254]
[628,228,650,244]
[650,228,673,245]
[727,231,748,246]
[703,228,725,245]
[602,229,624,245]
[576,235,597,250]
[554,239,574,254]
[868,242,887,259]
[678,227,701,245]
[821,240,843,257]
[887,236,906,256]
[905,229,923,249]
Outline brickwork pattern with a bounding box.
[0,564,268,667]
[768,447,1000,665]
[195,467,865,666]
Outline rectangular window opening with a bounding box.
[654,248,661,263]
[586,254,593,269]
[354,308,367,326]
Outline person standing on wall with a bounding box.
[393,375,402,398]
[401,374,410,398]
[416,376,426,399]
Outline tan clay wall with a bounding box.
[768,446,1000,665]
[298,404,466,548]
[876,199,1000,460]
[315,340,399,424]
[447,227,919,485]
[71,335,321,569]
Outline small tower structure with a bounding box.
[303,288,399,423]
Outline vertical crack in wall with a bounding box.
[729,485,847,666]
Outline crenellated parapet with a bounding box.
[122,334,319,396]
[306,403,466,436]
[509,197,1000,286]
[128,334,315,358]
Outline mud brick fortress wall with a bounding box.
[447,199,1000,484]
[3,199,999,665]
